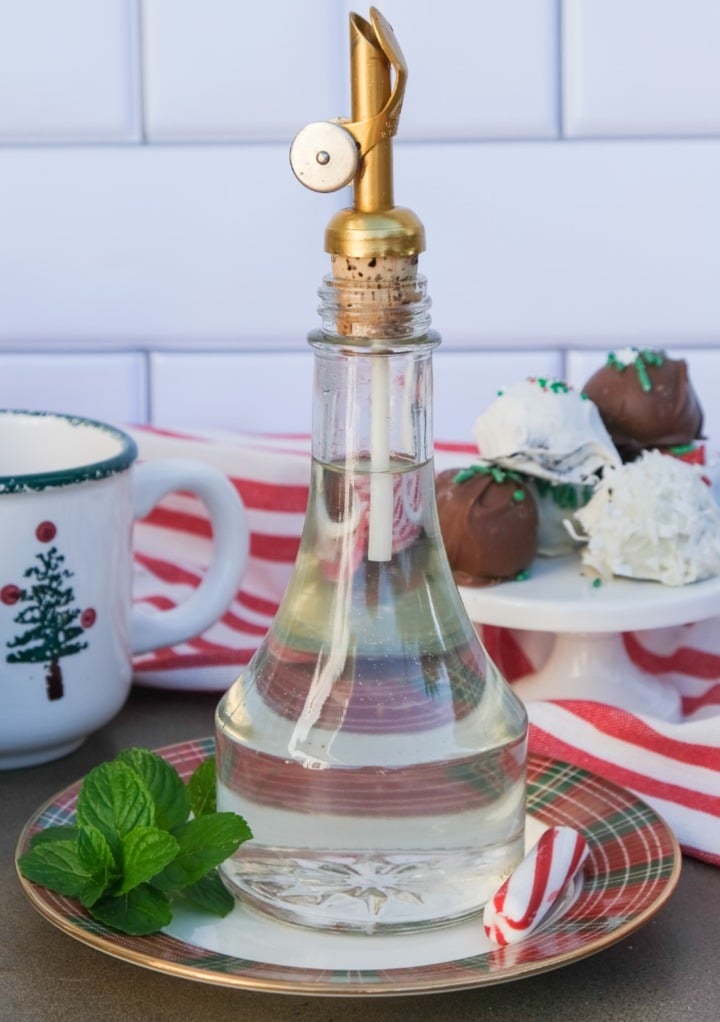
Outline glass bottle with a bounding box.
[215,270,528,933]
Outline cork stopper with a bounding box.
[328,252,422,339]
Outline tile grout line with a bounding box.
[143,349,154,425]
[556,0,565,140]
[134,0,148,144]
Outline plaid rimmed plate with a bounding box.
[16,740,681,997]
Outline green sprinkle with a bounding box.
[515,570,530,581]
[529,376,572,394]
[453,464,526,485]
[592,577,602,588]
[606,348,664,391]
[668,443,695,455]
[607,352,623,370]
[512,489,525,502]
[635,358,652,392]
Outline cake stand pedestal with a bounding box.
[459,556,720,717]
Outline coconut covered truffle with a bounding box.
[570,449,720,586]
[436,465,538,587]
[582,348,704,461]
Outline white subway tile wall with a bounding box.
[0,1,718,441]
[0,0,141,142]
[0,352,147,424]
[0,146,336,346]
[397,139,720,348]
[150,351,315,433]
[563,0,720,138]
[151,349,564,439]
[142,0,341,141]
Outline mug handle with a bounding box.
[130,459,249,655]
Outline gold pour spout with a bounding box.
[289,7,425,260]
[344,7,405,214]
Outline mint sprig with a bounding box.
[18,747,251,936]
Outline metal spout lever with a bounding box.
[289,7,405,199]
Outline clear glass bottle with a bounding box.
[215,272,528,933]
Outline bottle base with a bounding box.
[219,841,523,935]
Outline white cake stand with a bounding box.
[459,555,720,718]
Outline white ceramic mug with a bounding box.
[0,410,249,769]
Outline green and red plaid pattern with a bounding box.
[16,740,680,997]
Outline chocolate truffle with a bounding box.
[582,349,703,461]
[436,466,538,587]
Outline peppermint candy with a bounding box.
[483,826,589,946]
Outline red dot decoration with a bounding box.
[35,521,57,543]
[81,608,97,629]
[1,584,21,605]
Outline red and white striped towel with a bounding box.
[129,425,720,867]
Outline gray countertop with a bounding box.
[2,686,718,1022]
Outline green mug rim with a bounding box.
[0,410,138,494]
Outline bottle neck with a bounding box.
[317,272,433,341]
[309,273,440,469]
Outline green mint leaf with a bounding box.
[115,826,179,895]
[77,825,118,906]
[152,812,252,891]
[19,750,251,936]
[187,756,217,817]
[29,825,79,848]
[117,747,190,833]
[19,839,100,903]
[76,760,155,859]
[179,869,235,917]
[90,884,172,936]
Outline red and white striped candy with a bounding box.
[483,826,589,947]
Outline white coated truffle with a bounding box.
[473,378,620,486]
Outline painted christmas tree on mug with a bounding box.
[1,521,95,701]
